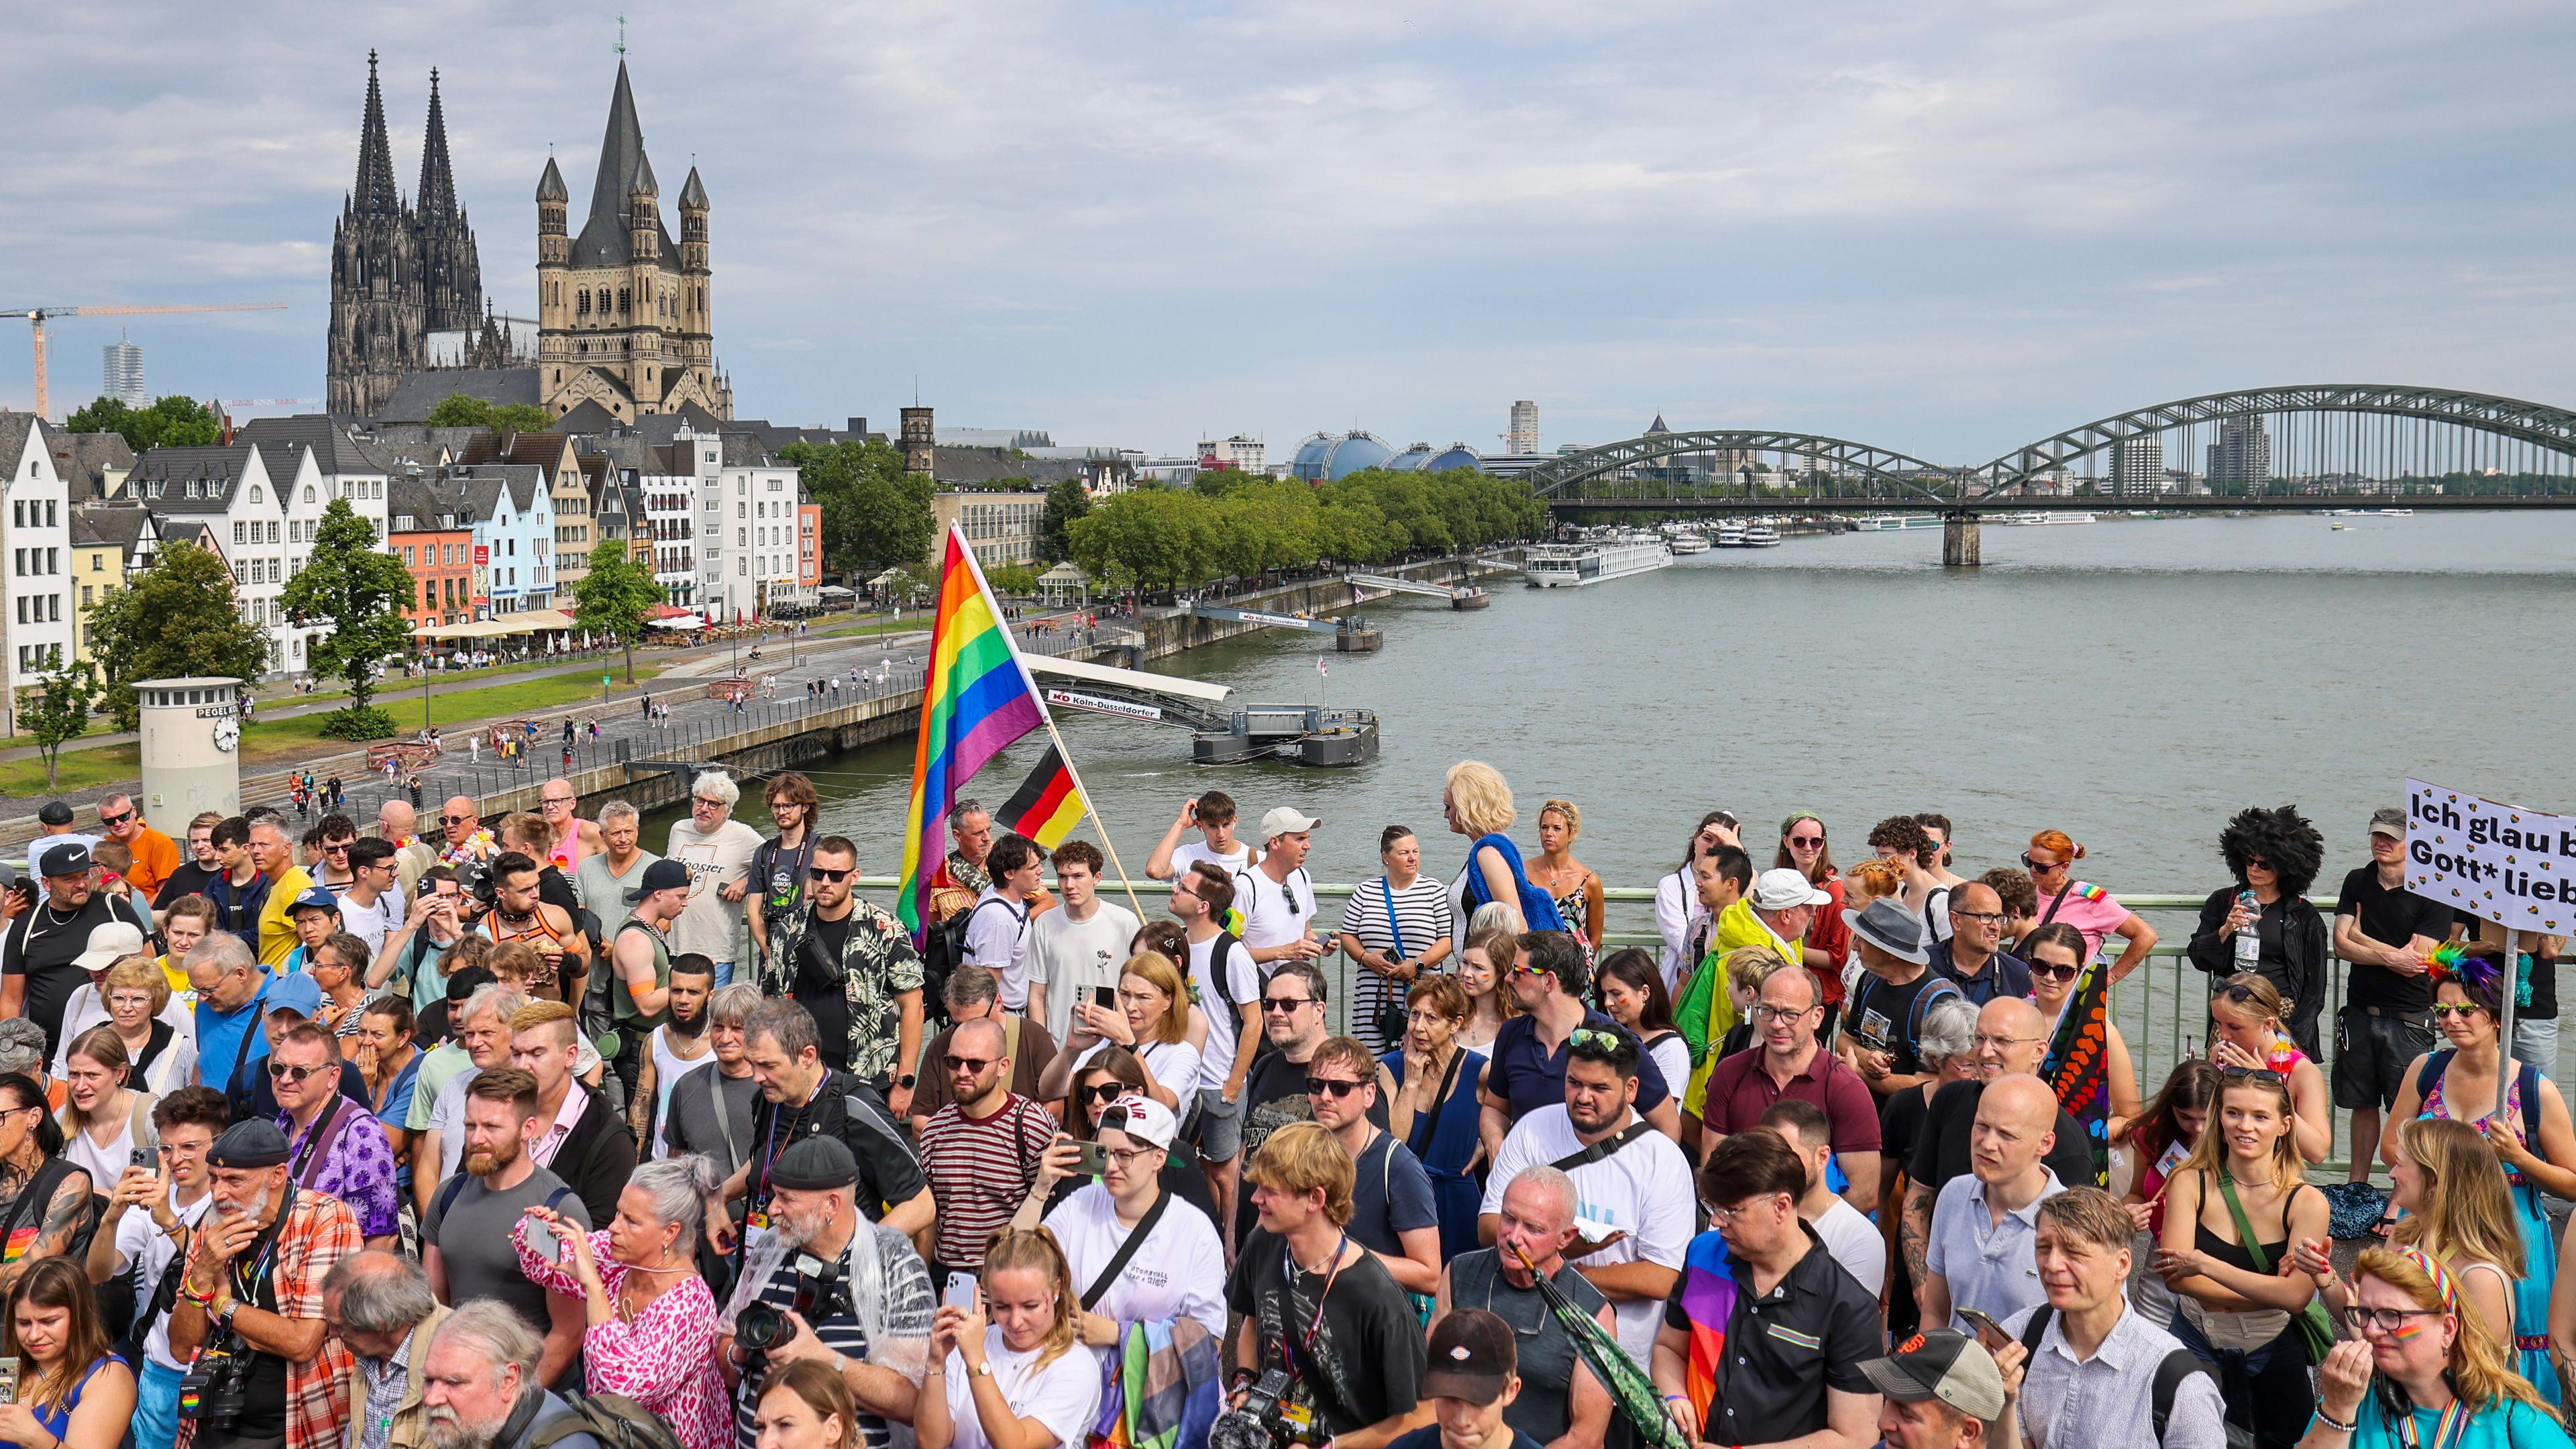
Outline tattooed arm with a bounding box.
[1902,1179,1935,1318]
[0,1168,93,1293]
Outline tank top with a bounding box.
[612,920,672,1029]
[9,1355,125,1449]
[646,1027,714,1159]
[2190,1171,2310,1350]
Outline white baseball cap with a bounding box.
[1258,806,1322,841]
[1751,867,1831,912]
[1097,1093,1179,1150]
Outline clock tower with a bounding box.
[136,677,245,822]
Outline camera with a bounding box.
[178,1340,250,1430]
[458,861,499,917]
[1209,1368,1319,1449]
[734,1301,792,1352]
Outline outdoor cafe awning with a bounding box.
[416,619,525,641]
[647,615,706,631]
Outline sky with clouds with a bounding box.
[7,0,2574,462]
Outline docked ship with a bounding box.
[1854,514,1943,532]
[1999,511,2098,526]
[1715,523,1748,547]
[1523,532,1675,587]
[1743,522,1782,546]
[1668,531,1711,554]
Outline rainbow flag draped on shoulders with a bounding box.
[896,525,1050,936]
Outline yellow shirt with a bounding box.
[258,866,314,972]
[156,953,192,999]
[1684,898,1806,1115]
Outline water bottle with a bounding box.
[2233,890,2261,969]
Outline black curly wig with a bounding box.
[2218,804,2324,898]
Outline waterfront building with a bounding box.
[0,416,76,729]
[457,429,592,593]
[387,474,474,631]
[327,55,487,418]
[102,334,145,409]
[1507,399,1540,455]
[68,500,160,664]
[125,445,294,672]
[1291,430,1395,481]
[1199,435,1265,472]
[451,464,554,615]
[797,501,821,592]
[2206,414,2272,492]
[930,488,1043,566]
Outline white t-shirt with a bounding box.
[1075,1036,1202,1109]
[1186,934,1258,1095]
[1041,1182,1227,1342]
[1169,839,1253,881]
[1654,867,1708,991]
[427,1065,482,1181]
[663,817,765,963]
[1813,1197,1886,1296]
[961,888,1034,1010]
[115,1191,215,1371]
[1029,900,1141,1043]
[335,883,407,959]
[1481,1106,1695,1362]
[1232,865,1316,953]
[939,1330,1103,1449]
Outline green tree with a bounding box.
[781,439,936,576]
[988,564,1040,596]
[1068,488,1220,590]
[277,498,417,739]
[570,535,664,683]
[18,659,97,790]
[86,540,270,731]
[425,392,553,432]
[64,394,220,452]
[1038,477,1091,561]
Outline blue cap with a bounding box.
[288,885,340,916]
[262,973,325,1017]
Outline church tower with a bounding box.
[325,51,423,417]
[413,68,483,333]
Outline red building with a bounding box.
[388,474,475,633]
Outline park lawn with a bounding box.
[0,743,146,797]
[239,665,668,759]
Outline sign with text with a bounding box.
[2406,778,2576,933]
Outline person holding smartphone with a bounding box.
[918,1228,1100,1449]
[1027,1095,1224,1358]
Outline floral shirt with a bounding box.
[277,1097,400,1240]
[174,1187,360,1449]
[513,1221,733,1449]
[761,897,925,1081]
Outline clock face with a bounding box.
[212,718,240,753]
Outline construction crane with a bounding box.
[1,303,288,419]
[221,398,322,408]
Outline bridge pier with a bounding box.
[1942,511,1982,568]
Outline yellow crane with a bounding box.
[1,303,288,419]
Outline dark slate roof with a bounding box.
[679,166,707,209]
[236,414,399,476]
[449,462,544,517]
[376,367,542,422]
[570,61,678,268]
[537,156,568,203]
[72,500,156,560]
[556,400,727,445]
[0,414,38,480]
[460,430,568,468]
[386,472,469,533]
[632,148,657,197]
[44,428,136,498]
[343,423,481,465]
[931,446,1095,488]
[127,445,261,514]
[1646,415,1670,435]
[159,519,217,555]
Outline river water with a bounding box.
[648,511,2576,907]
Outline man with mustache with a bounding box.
[421,1067,594,1390]
[419,1301,607,1449]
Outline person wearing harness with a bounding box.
[608,859,690,1107]
[198,819,270,958]
[477,853,591,1018]
[743,772,823,983]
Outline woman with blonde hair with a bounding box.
[1040,953,1202,1112]
[920,1226,1099,1449]
[53,1027,152,1193]
[2293,1118,2520,1364]
[2208,972,2333,1163]
[94,957,191,1096]
[1529,798,1605,959]
[1441,761,1566,940]
[2306,1246,2569,1448]
[1453,920,1522,1056]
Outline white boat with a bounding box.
[2000,511,2096,526]
[1743,523,1782,547]
[1715,523,1748,547]
[1668,532,1711,555]
[2375,507,2415,517]
[1522,535,1675,587]
[1854,515,1905,532]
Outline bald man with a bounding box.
[1917,1073,2063,1334]
[1899,997,2099,1320]
[439,798,496,865]
[372,799,440,902]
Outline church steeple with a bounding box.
[352,48,400,216]
[417,66,458,221]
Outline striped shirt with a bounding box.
[918,1093,1058,1269]
[730,1225,934,1449]
[1338,875,1456,1051]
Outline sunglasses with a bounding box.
[1261,997,1313,1013]
[941,1055,998,1074]
[808,867,854,883]
[1568,1027,1627,1051]
[1079,1082,1127,1104]
[2030,961,2082,982]
[1304,1077,1366,1099]
[2217,1065,2286,1085]
[442,816,472,826]
[1788,836,1825,847]
[2243,857,2273,871]
[323,843,353,855]
[2214,983,2268,1007]
[98,809,135,826]
[2430,1002,2488,1020]
[267,1061,326,1082]
[2019,853,2065,872]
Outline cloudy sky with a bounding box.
[7,1,2573,461]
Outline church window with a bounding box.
[578,291,590,317]
[619,288,630,315]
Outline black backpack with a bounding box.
[920,896,1018,1027]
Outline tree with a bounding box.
[987,564,1040,597]
[1038,477,1091,562]
[64,394,220,452]
[570,534,663,683]
[780,439,936,577]
[86,540,270,731]
[19,659,96,790]
[425,392,554,433]
[277,498,417,739]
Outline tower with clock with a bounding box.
[136,678,246,823]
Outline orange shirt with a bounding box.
[121,826,182,898]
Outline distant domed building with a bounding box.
[1385,441,1482,473]
[1290,430,1395,481]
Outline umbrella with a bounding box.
[1513,1245,1690,1449]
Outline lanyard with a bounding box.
[756,1077,826,1204]
[286,1098,343,1183]
[2396,1399,2469,1449]
[231,1188,291,1311]
[1279,1233,1348,1381]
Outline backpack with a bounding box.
[1203,930,1250,1014]
[1851,971,1962,1063]
[2417,1049,2542,1146]
[2017,1305,2239,1446]
[527,1391,688,1449]
[921,896,1020,1028]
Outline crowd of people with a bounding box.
[0,770,2568,1449]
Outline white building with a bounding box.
[2111,434,2168,497]
[666,423,800,622]
[0,416,77,729]
[1507,400,1540,455]
[102,335,145,408]
[1198,435,1263,472]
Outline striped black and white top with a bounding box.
[1338,875,1458,1053]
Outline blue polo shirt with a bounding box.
[195,979,274,1099]
[1928,939,2033,1006]
[1485,1012,1670,1120]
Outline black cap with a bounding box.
[770,1135,859,1191]
[445,965,497,1005]
[207,1121,292,1169]
[40,845,92,879]
[625,857,692,903]
[36,802,72,827]
[1421,1308,1516,1405]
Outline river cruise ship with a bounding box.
[1523,533,1675,587]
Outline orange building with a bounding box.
[389,474,476,633]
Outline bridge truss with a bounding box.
[1525,430,1959,503]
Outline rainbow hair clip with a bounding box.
[2426,941,2469,980]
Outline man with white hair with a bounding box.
[422,1301,606,1449]
[1433,1165,1614,1449]
[665,771,763,989]
[322,1249,451,1449]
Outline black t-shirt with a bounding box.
[154,860,221,910]
[227,1195,298,1439]
[747,1071,928,1223]
[1234,1049,1388,1242]
[1662,1222,1878,1445]
[798,914,855,1073]
[2454,909,2561,1021]
[1845,969,1960,1077]
[1905,1079,2098,1198]
[2337,867,2455,1012]
[1880,1082,1935,1172]
[1224,1230,1426,1436]
[1,891,150,1055]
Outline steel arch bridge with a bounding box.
[1525,429,1959,502]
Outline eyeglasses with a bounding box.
[2030,961,2082,982]
[1261,997,1313,1014]
[691,797,724,808]
[2344,1305,2440,1334]
[98,809,135,826]
[1952,910,2006,924]
[808,867,855,883]
[1750,1003,1815,1024]
[1974,1033,2041,1050]
[2430,1002,2487,1020]
[1705,1195,1784,1230]
[2019,853,2065,873]
[540,798,574,810]
[267,1061,325,1082]
[941,1055,998,1074]
[1305,1077,1366,1099]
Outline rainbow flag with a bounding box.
[896,526,1049,934]
[1002,745,1087,850]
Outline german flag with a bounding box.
[1000,745,1087,849]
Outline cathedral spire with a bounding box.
[352,48,401,216]
[418,66,458,221]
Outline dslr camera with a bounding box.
[734,1254,858,1373]
[1209,1368,1320,1449]
[178,1337,251,1432]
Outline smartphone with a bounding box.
[0,1358,20,1405]
[1070,1139,1110,1176]
[130,1146,154,1169]
[944,1271,980,1313]
[1955,1306,2008,1345]
[1091,985,1118,1012]
[525,1218,559,1264]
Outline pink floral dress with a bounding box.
[513,1220,733,1449]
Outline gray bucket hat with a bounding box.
[1843,896,1931,967]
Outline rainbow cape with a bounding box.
[896,525,1050,934]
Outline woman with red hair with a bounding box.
[2018,828,2159,983]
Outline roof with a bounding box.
[386,472,468,533]
[679,166,707,209]
[571,61,678,268]
[127,445,260,514]
[459,430,569,469]
[376,368,542,423]
[44,427,136,498]
[0,414,38,476]
[344,423,480,466]
[235,414,395,478]
[536,156,568,204]
[932,446,1101,488]
[72,500,157,559]
[158,519,218,555]
[450,462,545,517]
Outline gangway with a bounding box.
[1024,655,1379,767]
[1189,602,1383,651]
[1344,573,1490,610]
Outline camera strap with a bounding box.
[1279,1232,1348,1383]
[1079,1191,1169,1311]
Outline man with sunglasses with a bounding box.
[1304,1034,1440,1297]
[916,1015,1057,1287]
[763,836,923,1112]
[437,797,497,867]
[96,794,182,900]
[310,813,362,891]
[1230,961,1359,1245]
[1929,883,2033,1009]
[904,965,1058,1136]
[1477,931,1678,1168]
[2,841,152,1056]
[270,1020,401,1248]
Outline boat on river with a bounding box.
[1743,523,1782,547]
[1522,533,1674,587]
[2000,511,2097,526]
[1668,531,1711,554]
[1715,523,1748,547]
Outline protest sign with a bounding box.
[2404,778,2576,933]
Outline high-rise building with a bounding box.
[1506,400,1540,455]
[101,333,144,408]
[2112,434,2166,496]
[2206,414,2272,492]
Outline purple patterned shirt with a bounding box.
[276,1097,399,1239]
